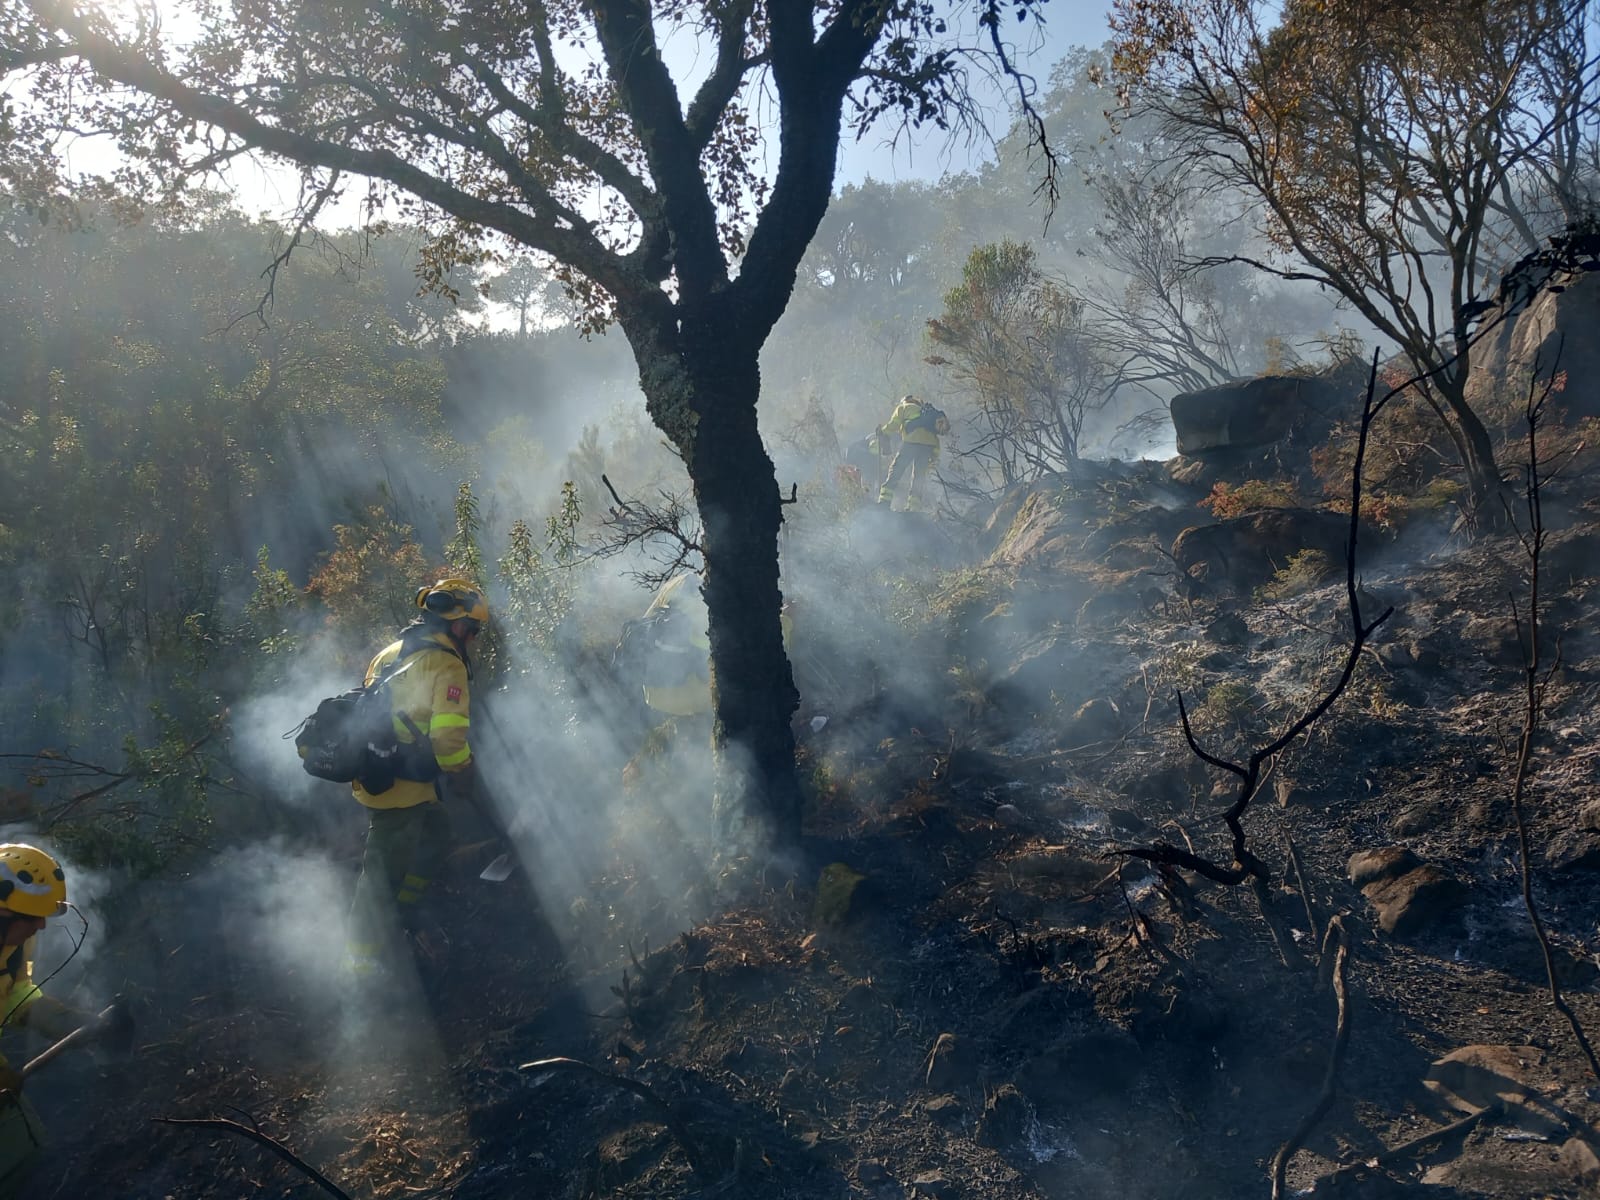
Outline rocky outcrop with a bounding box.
[1171,508,1349,591]
[1169,375,1337,456]
[1467,271,1600,422]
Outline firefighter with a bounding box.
[344,578,486,981]
[875,394,949,511]
[0,844,131,1197]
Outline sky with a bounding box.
[201,4,1118,227]
[837,6,1115,185]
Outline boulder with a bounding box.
[976,1083,1033,1148]
[1466,271,1600,423]
[1349,848,1466,937]
[1172,508,1349,592]
[1170,375,1339,456]
[1425,1044,1570,1138]
[923,1032,980,1092]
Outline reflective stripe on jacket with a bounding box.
[354,629,472,810]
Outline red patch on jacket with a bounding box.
[446,685,462,702]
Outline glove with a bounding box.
[95,999,135,1055]
[0,1064,21,1100]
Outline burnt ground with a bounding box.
[26,480,1600,1200]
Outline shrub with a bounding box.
[1258,549,1335,600]
[1197,478,1301,520]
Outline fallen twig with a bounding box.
[1284,831,1320,949]
[1270,915,1351,1200]
[520,1056,710,1177]
[154,1117,355,1200]
[1308,1103,1501,1194]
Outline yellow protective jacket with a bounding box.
[0,937,77,1060]
[882,397,942,455]
[353,628,473,810]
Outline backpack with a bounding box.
[291,633,463,795]
[903,402,948,436]
[611,603,709,690]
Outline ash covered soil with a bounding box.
[32,473,1600,1199]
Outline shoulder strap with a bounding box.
[374,627,468,693]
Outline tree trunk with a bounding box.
[1437,375,1505,512]
[668,332,801,855]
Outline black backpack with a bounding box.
[903,402,947,436]
[292,633,463,795]
[611,603,708,690]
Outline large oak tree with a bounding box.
[2,0,1052,854]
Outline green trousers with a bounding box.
[346,801,452,977]
[878,442,936,510]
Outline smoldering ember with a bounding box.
[3,0,1600,1197]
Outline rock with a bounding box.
[1545,826,1600,873]
[1204,611,1251,646]
[1172,508,1351,592]
[855,1160,892,1186]
[924,1032,979,1092]
[1559,1137,1600,1184]
[1170,375,1332,455]
[1348,846,1421,889]
[1466,271,1600,424]
[910,1170,957,1198]
[1425,1044,1571,1139]
[922,1094,964,1126]
[976,1083,1032,1148]
[1581,799,1600,833]
[1360,863,1467,937]
[1350,847,1466,936]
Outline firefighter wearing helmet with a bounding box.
[0,844,131,1196]
[874,394,949,512]
[345,578,488,982]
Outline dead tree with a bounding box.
[1504,353,1600,1081]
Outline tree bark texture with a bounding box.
[630,308,802,854]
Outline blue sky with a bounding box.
[838,5,1115,185]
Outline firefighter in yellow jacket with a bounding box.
[0,844,131,1197]
[875,394,949,511]
[345,578,485,980]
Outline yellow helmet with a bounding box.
[0,845,67,918]
[415,577,489,627]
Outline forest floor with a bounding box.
[27,472,1600,1200]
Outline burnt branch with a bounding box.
[1308,1105,1501,1194]
[154,1117,355,1200]
[1120,352,1394,884]
[1504,358,1600,1081]
[1270,916,1351,1200]
[593,473,705,588]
